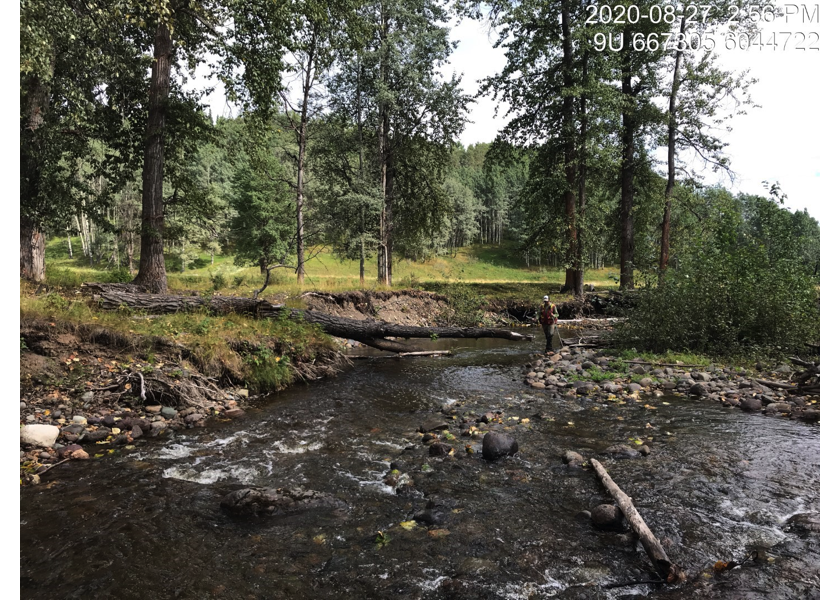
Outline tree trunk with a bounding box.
[659,17,687,280]
[357,58,366,287]
[377,9,393,287]
[560,0,581,296]
[575,38,589,297]
[20,217,46,282]
[619,37,636,291]
[83,284,534,351]
[134,22,173,294]
[591,459,685,583]
[20,68,51,283]
[127,234,135,275]
[294,35,318,287]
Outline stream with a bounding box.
[20,330,819,599]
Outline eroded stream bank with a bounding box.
[20,332,819,599]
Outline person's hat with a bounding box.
[543,295,549,301]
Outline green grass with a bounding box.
[611,348,712,367]
[20,283,334,393]
[43,237,621,300]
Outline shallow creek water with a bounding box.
[20,330,819,599]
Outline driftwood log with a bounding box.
[590,459,686,584]
[82,283,534,353]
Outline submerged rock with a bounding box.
[429,442,453,457]
[591,504,624,530]
[220,487,346,517]
[740,398,763,412]
[603,444,640,459]
[562,450,585,466]
[419,420,449,434]
[481,432,519,461]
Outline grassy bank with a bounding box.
[44,237,620,300]
[20,282,337,395]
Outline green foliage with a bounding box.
[106,268,134,283]
[209,271,229,291]
[438,281,485,327]
[44,292,70,312]
[612,190,819,356]
[243,344,292,393]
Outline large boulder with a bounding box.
[221,487,346,517]
[20,424,60,448]
[481,432,519,461]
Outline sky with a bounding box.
[200,7,833,226]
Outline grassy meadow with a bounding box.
[42,237,621,300]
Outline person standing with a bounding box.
[539,295,560,353]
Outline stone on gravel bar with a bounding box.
[20,424,60,448]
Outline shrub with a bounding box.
[106,268,134,283]
[438,282,485,327]
[612,241,819,356]
[243,343,292,392]
[209,271,229,291]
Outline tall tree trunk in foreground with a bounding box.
[560,0,581,296]
[575,47,588,297]
[292,32,319,286]
[134,23,173,294]
[619,35,636,291]
[20,72,50,283]
[21,217,46,283]
[377,9,393,287]
[659,17,687,280]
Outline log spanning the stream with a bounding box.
[82,283,534,353]
[590,459,686,584]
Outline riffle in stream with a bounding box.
[20,331,819,599]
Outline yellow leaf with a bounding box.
[313,534,326,544]
[111,428,121,434]
[400,520,418,531]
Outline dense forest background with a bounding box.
[21,0,819,353]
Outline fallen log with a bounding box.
[559,335,603,347]
[755,379,796,390]
[590,459,685,584]
[82,283,534,352]
[350,350,453,359]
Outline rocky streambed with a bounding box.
[20,333,820,599]
[521,346,820,425]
